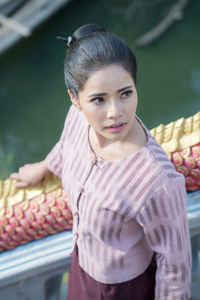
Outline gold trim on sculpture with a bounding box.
[0,173,62,216]
[150,112,200,157]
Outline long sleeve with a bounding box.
[136,177,191,300]
[45,105,73,177]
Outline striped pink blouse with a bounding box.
[45,105,191,299]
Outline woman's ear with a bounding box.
[67,89,81,110]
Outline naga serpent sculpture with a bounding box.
[0,112,199,252]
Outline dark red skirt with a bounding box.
[67,245,156,300]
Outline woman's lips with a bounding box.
[106,122,126,133]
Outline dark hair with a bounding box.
[64,24,137,97]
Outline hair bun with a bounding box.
[56,24,106,48]
[72,24,106,41]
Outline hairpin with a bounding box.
[56,36,74,47]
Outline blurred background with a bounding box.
[0,0,199,178]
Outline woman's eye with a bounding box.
[91,97,104,104]
[121,90,132,98]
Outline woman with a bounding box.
[11,24,191,300]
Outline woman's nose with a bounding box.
[106,100,122,119]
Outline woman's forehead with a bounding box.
[81,64,135,93]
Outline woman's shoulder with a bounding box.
[136,116,185,187]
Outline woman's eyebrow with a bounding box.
[88,85,133,97]
[117,85,133,93]
[88,92,107,97]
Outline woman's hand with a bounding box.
[10,160,50,188]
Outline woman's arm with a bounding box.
[136,178,191,300]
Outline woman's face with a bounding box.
[71,64,138,145]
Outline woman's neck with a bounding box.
[89,118,148,162]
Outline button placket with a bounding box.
[90,156,97,165]
[96,160,105,169]
[87,148,106,169]
[73,160,97,246]
[73,180,83,209]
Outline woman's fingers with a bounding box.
[9,161,49,189]
[14,181,29,188]
[10,173,28,188]
[9,174,28,188]
[10,166,28,182]
[10,173,20,180]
